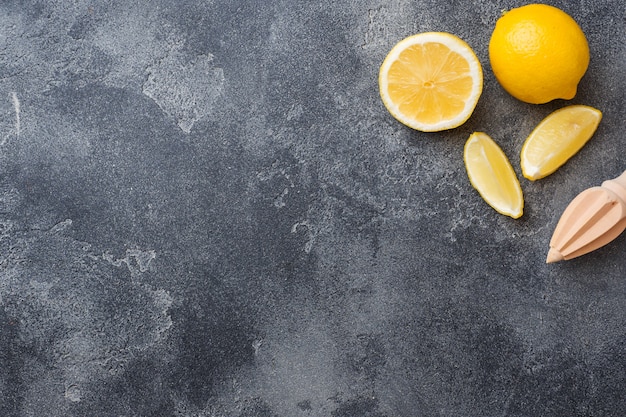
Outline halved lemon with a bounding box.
[520,105,602,180]
[464,132,524,218]
[379,32,483,132]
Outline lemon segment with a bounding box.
[464,132,524,218]
[379,32,483,132]
[520,105,602,181]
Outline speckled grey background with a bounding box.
[0,1,625,416]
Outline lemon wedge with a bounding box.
[464,132,524,218]
[521,105,602,180]
[379,32,483,132]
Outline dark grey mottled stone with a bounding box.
[0,0,625,416]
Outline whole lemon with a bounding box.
[489,4,589,104]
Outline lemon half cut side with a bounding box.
[521,105,602,181]
[464,132,524,219]
[379,32,483,132]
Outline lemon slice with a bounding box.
[379,32,483,132]
[464,132,524,218]
[521,105,602,180]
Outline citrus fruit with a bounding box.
[520,105,602,181]
[379,32,483,132]
[488,4,589,104]
[464,132,524,218]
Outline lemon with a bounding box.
[379,32,483,132]
[520,105,602,180]
[488,4,589,104]
[464,132,524,218]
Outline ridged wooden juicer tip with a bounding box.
[547,170,626,263]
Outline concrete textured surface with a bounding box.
[0,1,625,416]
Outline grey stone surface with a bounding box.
[0,0,625,416]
